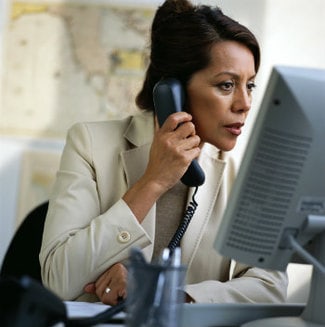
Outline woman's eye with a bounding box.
[247,82,257,92]
[218,81,234,91]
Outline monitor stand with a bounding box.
[242,232,325,327]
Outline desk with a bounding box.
[63,301,304,327]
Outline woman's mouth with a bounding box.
[224,123,244,136]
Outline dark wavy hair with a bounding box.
[136,0,260,111]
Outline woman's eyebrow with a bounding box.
[213,71,256,80]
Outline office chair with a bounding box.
[0,201,49,283]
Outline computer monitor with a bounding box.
[214,65,325,327]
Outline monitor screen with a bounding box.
[214,65,325,272]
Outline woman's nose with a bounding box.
[232,87,251,113]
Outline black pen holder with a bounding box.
[126,260,186,327]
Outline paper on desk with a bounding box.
[65,301,125,319]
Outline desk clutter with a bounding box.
[0,246,305,327]
[0,247,186,327]
[126,247,185,327]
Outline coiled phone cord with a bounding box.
[68,186,200,326]
[167,186,199,252]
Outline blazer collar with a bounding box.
[123,111,155,147]
[121,111,155,188]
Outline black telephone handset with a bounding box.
[0,276,66,327]
[0,275,126,327]
[153,78,205,187]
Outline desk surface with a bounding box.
[64,301,304,327]
[65,301,124,326]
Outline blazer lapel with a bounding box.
[181,144,226,267]
[121,143,151,188]
[120,111,154,187]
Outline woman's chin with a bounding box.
[209,140,237,152]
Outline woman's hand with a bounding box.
[84,263,128,305]
[145,112,201,191]
[122,111,201,223]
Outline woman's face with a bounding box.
[186,40,256,151]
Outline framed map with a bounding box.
[1,1,154,138]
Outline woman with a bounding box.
[40,0,287,305]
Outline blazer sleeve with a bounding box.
[185,263,288,303]
[39,123,151,300]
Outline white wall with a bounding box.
[1,0,324,301]
[0,137,64,266]
[0,0,13,268]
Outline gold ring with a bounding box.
[105,287,111,294]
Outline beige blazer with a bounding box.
[40,111,287,303]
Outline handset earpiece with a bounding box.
[153,78,205,187]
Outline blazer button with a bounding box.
[117,231,131,243]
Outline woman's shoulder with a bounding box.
[69,114,132,133]
[67,111,154,142]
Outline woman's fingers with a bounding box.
[95,263,128,305]
[159,112,193,132]
[83,282,96,294]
